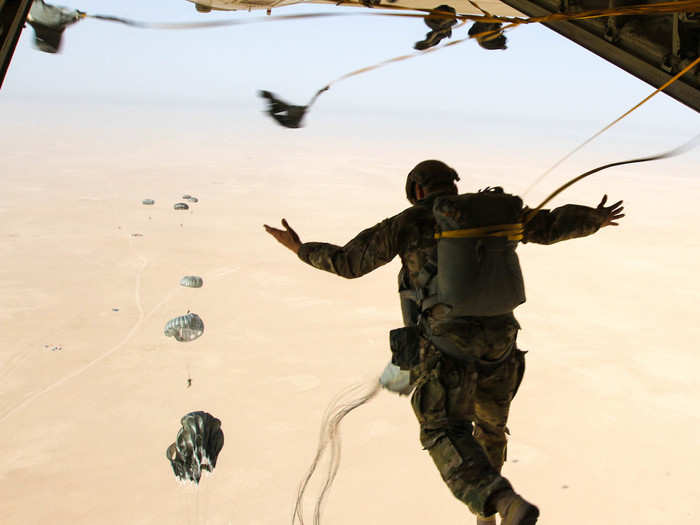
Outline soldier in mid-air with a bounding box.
[264,160,623,525]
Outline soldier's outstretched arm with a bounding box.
[522,195,624,245]
[265,216,399,279]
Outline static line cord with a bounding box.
[292,379,381,525]
[322,20,468,89]
[522,133,700,225]
[86,11,361,29]
[522,54,700,197]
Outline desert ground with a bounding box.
[0,101,698,525]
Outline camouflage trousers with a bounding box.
[410,316,526,517]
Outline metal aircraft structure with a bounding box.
[1,0,698,111]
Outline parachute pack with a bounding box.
[401,187,525,320]
[432,187,525,317]
[389,188,525,371]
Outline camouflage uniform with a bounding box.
[297,195,606,517]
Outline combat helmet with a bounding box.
[405,160,460,204]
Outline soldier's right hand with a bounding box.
[264,218,303,254]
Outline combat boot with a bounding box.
[491,489,539,525]
[476,514,497,525]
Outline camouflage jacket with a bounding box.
[298,194,605,294]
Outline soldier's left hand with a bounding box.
[596,195,625,227]
[264,218,302,254]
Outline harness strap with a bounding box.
[434,223,523,241]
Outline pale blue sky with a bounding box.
[2,1,698,167]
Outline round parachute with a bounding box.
[164,313,204,342]
[166,411,224,484]
[174,202,189,210]
[180,275,203,288]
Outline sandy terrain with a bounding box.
[0,105,698,525]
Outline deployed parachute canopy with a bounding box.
[180,275,204,288]
[27,0,83,54]
[166,411,224,484]
[164,312,204,342]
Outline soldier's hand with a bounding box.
[264,218,302,254]
[596,195,625,227]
